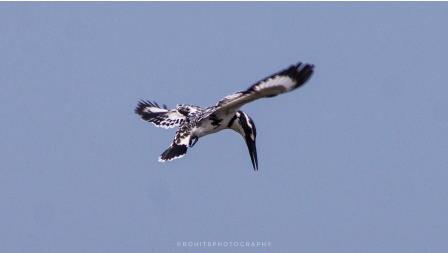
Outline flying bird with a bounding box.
[135,62,314,170]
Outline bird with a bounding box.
[135,62,314,171]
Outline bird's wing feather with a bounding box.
[214,63,314,114]
[135,100,185,129]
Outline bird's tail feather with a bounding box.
[159,143,188,162]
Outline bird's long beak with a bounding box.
[245,135,258,171]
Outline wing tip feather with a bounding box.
[288,62,314,88]
[135,100,167,115]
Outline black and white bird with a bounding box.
[135,62,314,171]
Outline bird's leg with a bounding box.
[189,136,199,147]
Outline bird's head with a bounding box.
[230,111,258,171]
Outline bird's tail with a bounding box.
[159,143,188,162]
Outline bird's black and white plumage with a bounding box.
[135,62,314,170]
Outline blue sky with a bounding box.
[1,3,448,253]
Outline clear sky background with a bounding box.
[1,3,448,253]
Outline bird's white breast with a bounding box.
[193,114,234,138]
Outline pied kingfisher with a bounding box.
[135,62,314,170]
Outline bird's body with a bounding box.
[135,62,314,170]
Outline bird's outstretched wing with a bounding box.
[159,125,192,162]
[214,62,314,114]
[135,100,185,129]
